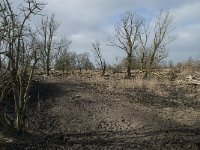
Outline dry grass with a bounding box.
[45,69,199,99]
[76,69,200,101]
[103,75,170,97]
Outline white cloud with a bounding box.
[42,0,200,63]
[173,1,200,24]
[170,23,200,52]
[168,23,200,62]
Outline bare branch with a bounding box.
[91,40,106,75]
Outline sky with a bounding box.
[43,0,200,64]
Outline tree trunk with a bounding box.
[0,55,2,71]
[141,52,145,71]
[15,110,21,131]
[46,57,50,76]
[143,51,156,79]
[102,62,106,76]
[143,70,148,79]
[127,55,132,78]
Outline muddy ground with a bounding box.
[1,71,200,149]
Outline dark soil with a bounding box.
[1,73,200,149]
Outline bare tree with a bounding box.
[92,40,106,76]
[39,14,60,76]
[76,52,94,72]
[109,12,144,78]
[143,10,174,78]
[138,21,150,71]
[81,52,94,71]
[76,54,83,73]
[0,0,45,133]
[54,38,72,75]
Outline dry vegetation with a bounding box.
[1,68,200,149]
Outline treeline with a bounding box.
[55,51,94,74]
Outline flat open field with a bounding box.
[2,70,200,149]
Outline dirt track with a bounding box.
[3,74,200,149]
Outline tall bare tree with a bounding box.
[54,38,72,75]
[39,14,60,76]
[92,40,106,76]
[143,10,174,78]
[109,12,144,78]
